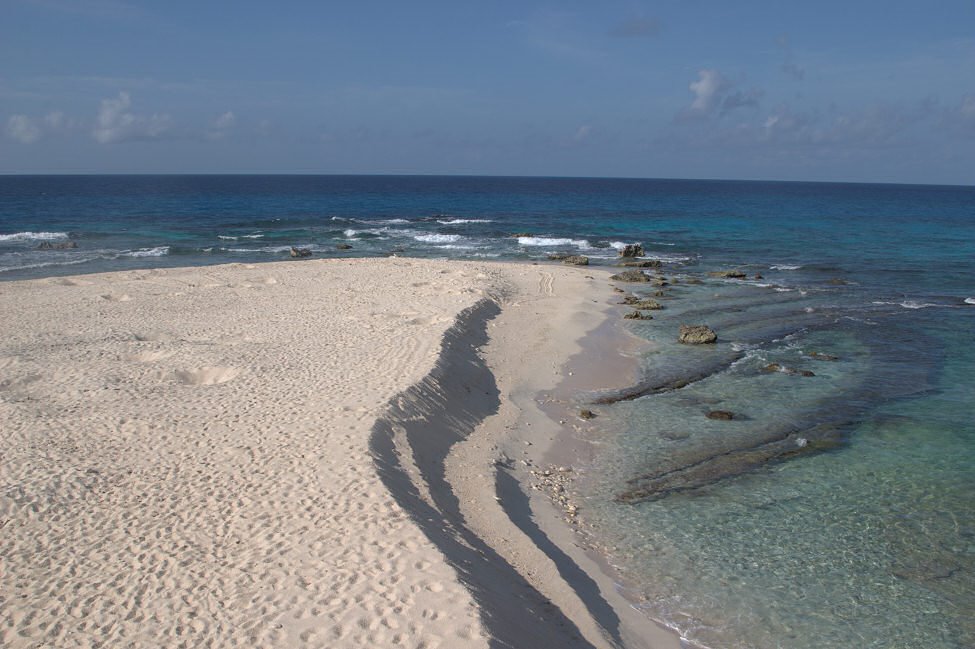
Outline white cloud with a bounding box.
[44,111,65,128]
[689,69,726,113]
[214,111,235,129]
[92,91,171,143]
[573,124,591,142]
[678,70,761,121]
[6,114,41,143]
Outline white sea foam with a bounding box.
[965,297,975,305]
[434,244,476,250]
[517,236,591,248]
[873,300,944,310]
[770,264,802,270]
[609,241,642,251]
[415,233,462,244]
[218,233,264,240]
[436,218,492,225]
[0,231,70,242]
[124,246,170,258]
[0,256,94,273]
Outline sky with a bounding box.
[1,0,974,184]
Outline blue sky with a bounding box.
[2,1,973,184]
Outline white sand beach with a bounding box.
[0,258,680,649]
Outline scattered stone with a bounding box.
[651,277,669,287]
[609,269,650,282]
[561,255,589,266]
[335,243,353,250]
[511,232,534,238]
[612,287,625,293]
[807,351,839,361]
[37,241,78,250]
[290,247,312,258]
[708,270,747,279]
[547,252,571,260]
[753,273,764,280]
[763,363,783,373]
[624,311,653,320]
[618,260,659,268]
[707,410,735,420]
[678,324,717,344]
[579,409,596,420]
[620,297,663,309]
[618,243,645,258]
[798,370,816,377]
[653,290,668,297]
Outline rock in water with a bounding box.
[336,243,353,250]
[609,269,650,282]
[707,410,735,420]
[290,247,312,258]
[708,269,747,279]
[618,243,645,258]
[561,255,589,266]
[624,311,653,320]
[37,241,78,250]
[678,324,717,344]
[620,297,663,310]
[619,259,662,268]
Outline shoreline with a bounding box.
[0,257,681,648]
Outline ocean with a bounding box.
[2,175,973,648]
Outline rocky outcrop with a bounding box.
[561,255,589,266]
[579,409,596,420]
[620,297,663,310]
[609,269,650,282]
[708,269,747,279]
[618,243,644,258]
[336,243,353,250]
[678,324,717,344]
[624,311,653,320]
[807,351,839,361]
[290,247,313,258]
[618,260,661,268]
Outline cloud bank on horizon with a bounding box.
[1,1,973,185]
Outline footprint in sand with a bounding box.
[133,332,174,342]
[101,293,132,302]
[174,366,240,385]
[0,373,42,391]
[125,350,172,363]
[53,277,93,286]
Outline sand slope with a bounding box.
[0,259,496,649]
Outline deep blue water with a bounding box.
[2,175,973,648]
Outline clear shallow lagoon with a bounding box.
[2,175,973,648]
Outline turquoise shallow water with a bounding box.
[2,175,973,648]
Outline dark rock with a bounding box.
[763,363,783,373]
[807,351,839,361]
[336,243,353,250]
[37,241,78,250]
[624,311,653,320]
[511,232,534,238]
[650,277,669,287]
[618,260,661,268]
[618,243,645,258]
[612,287,625,293]
[678,324,717,344]
[753,273,764,280]
[561,255,589,266]
[290,247,313,258]
[827,278,848,285]
[706,410,735,420]
[620,297,663,310]
[609,270,650,282]
[653,290,668,297]
[798,370,816,377]
[708,269,747,279]
[579,409,596,420]
[684,277,704,285]
[547,252,571,260]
